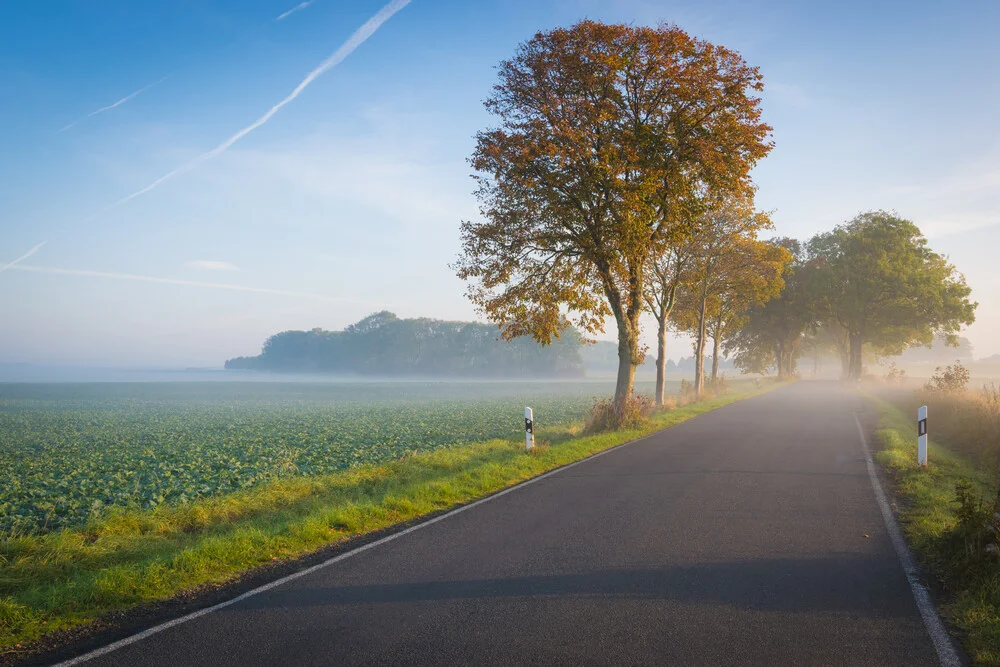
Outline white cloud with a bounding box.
[885,165,1000,203]
[185,260,239,271]
[878,145,1000,238]
[178,110,478,231]
[8,264,373,304]
[920,214,1000,239]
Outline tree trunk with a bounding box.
[711,334,720,384]
[711,310,723,384]
[614,316,639,407]
[606,261,643,412]
[694,296,708,396]
[849,333,863,381]
[774,342,784,378]
[655,317,667,407]
[836,331,850,379]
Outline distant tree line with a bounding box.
[225,311,585,377]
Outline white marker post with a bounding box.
[917,405,928,467]
[524,407,534,451]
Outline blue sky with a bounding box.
[1,0,998,367]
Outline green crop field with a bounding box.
[0,380,671,536]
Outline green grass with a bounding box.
[870,394,1000,665]
[0,382,782,655]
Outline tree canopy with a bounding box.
[725,238,818,377]
[455,20,772,407]
[727,215,978,380]
[667,198,789,394]
[808,211,976,379]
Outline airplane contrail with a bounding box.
[93,0,413,219]
[9,264,357,303]
[58,78,168,133]
[0,241,46,274]
[276,1,314,20]
[59,1,321,135]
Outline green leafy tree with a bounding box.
[809,211,977,380]
[726,238,817,378]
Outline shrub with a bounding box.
[584,393,653,433]
[954,481,997,562]
[884,362,907,385]
[938,480,1000,579]
[708,374,730,395]
[925,360,971,394]
[679,378,695,397]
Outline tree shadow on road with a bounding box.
[231,553,914,618]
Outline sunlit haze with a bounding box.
[2,0,998,367]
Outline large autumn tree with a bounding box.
[808,211,976,380]
[455,21,772,406]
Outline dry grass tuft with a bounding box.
[584,394,653,433]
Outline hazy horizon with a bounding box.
[3,0,998,368]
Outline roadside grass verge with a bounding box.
[0,381,785,655]
[870,394,1000,665]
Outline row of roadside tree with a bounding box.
[454,20,977,415]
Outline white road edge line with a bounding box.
[854,413,962,667]
[55,419,676,666]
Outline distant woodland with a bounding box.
[225,311,585,377]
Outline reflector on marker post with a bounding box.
[917,405,928,467]
[524,407,534,451]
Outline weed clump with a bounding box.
[679,379,696,398]
[584,394,653,433]
[946,481,1000,571]
[708,374,730,395]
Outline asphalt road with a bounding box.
[74,383,942,666]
